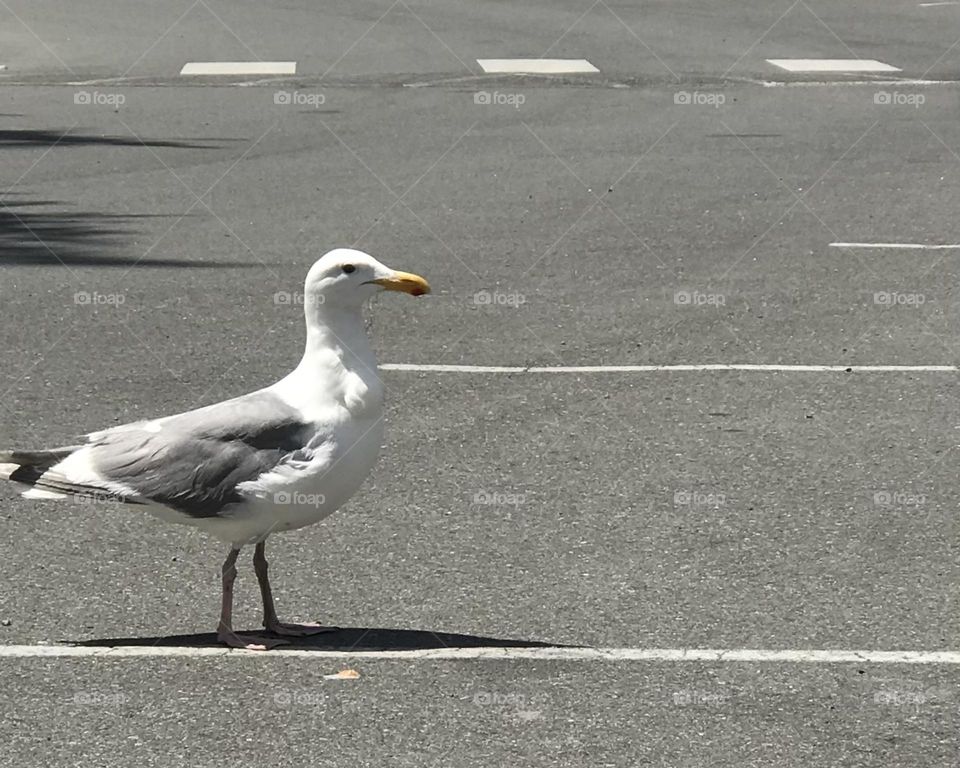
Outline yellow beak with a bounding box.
[371,271,431,296]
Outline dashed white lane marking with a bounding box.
[767,59,901,73]
[381,364,957,373]
[919,1,960,6]
[2,645,960,663]
[180,61,296,76]
[476,58,599,74]
[831,242,960,250]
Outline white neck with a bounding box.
[304,303,373,367]
[271,302,380,409]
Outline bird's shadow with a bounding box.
[70,626,566,651]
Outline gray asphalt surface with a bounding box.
[2,1,960,766]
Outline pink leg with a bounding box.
[217,547,287,650]
[254,540,332,636]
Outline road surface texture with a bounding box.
[1,1,959,766]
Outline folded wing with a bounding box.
[1,391,316,518]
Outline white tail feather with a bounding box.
[22,488,68,500]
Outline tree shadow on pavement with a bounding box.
[0,128,236,149]
[0,196,259,267]
[0,127,251,266]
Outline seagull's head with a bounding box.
[304,248,431,310]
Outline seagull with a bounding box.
[0,248,430,650]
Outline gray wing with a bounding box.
[5,391,314,518]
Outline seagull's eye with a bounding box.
[341,264,356,274]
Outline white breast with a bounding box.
[208,304,387,545]
[221,355,385,542]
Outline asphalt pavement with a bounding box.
[1,1,960,766]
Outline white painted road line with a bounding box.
[381,364,957,373]
[767,59,901,73]
[831,242,960,250]
[180,61,296,76]
[384,364,528,373]
[759,78,954,87]
[2,645,960,663]
[919,1,960,6]
[476,58,599,74]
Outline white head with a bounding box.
[303,248,431,311]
